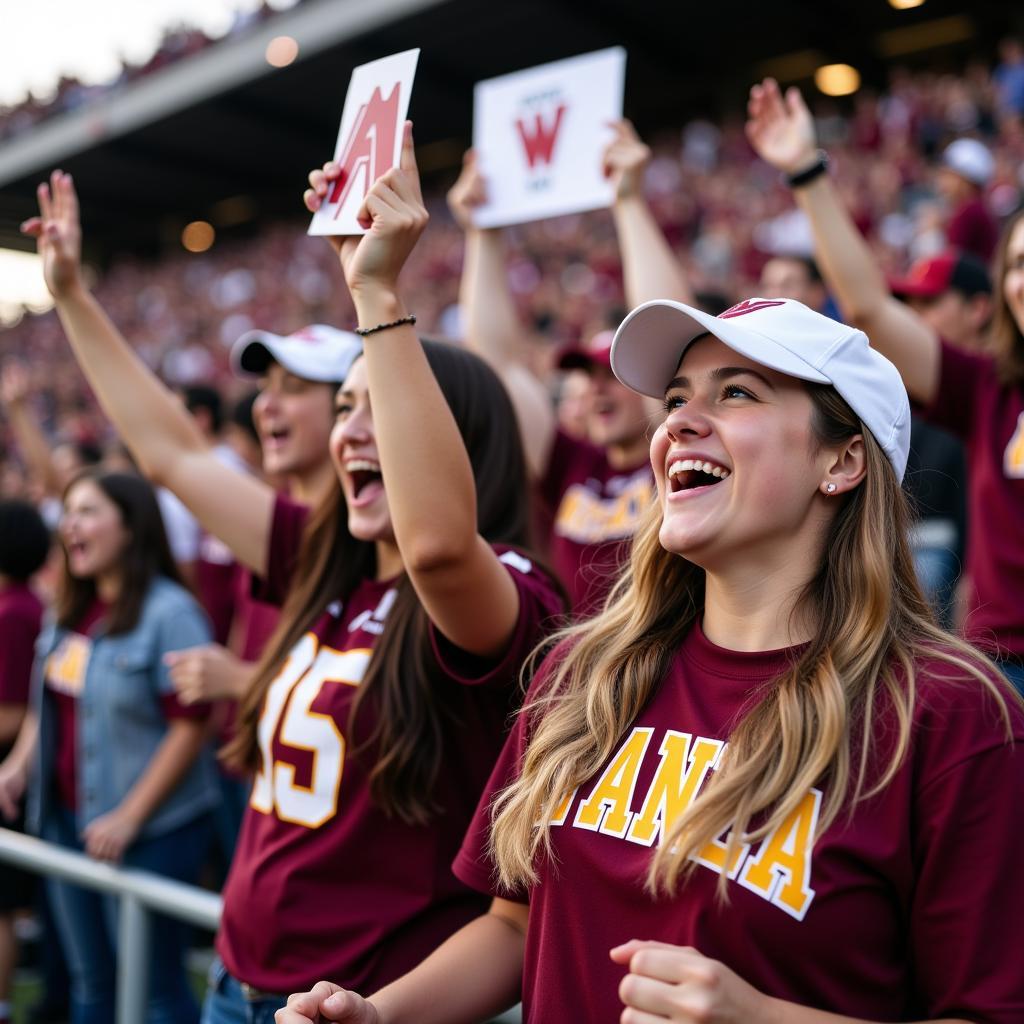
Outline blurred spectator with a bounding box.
[937,138,999,262]
[994,38,1024,118]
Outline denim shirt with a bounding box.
[28,576,220,838]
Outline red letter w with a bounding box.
[328,84,402,214]
[515,105,567,170]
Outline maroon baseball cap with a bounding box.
[556,330,614,372]
[889,252,991,300]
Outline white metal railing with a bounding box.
[0,826,522,1024]
[0,827,221,1024]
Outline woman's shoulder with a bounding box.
[902,643,1024,778]
[141,576,205,620]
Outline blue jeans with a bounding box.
[201,958,287,1024]
[43,805,211,1024]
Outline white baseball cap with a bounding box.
[611,297,911,481]
[941,138,994,188]
[231,324,362,384]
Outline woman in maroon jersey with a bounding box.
[22,129,564,1022]
[278,305,1023,1018]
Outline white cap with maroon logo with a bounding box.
[611,297,911,481]
[231,324,362,384]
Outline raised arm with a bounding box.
[275,898,527,1024]
[448,151,555,479]
[22,171,274,575]
[605,119,694,308]
[305,126,526,658]
[1,362,64,497]
[746,79,940,406]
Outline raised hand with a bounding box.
[745,78,818,176]
[602,119,652,202]
[21,169,85,300]
[446,149,487,230]
[274,981,380,1024]
[304,121,428,299]
[611,940,771,1023]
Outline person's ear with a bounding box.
[819,433,866,497]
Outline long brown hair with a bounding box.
[56,469,185,635]
[490,384,1020,895]
[225,339,545,824]
[990,206,1024,387]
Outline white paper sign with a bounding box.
[472,48,626,229]
[309,48,420,236]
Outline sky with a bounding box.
[0,0,298,318]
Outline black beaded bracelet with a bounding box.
[787,151,829,189]
[354,313,417,337]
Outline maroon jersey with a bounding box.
[923,340,1024,657]
[947,197,998,264]
[217,496,564,994]
[43,601,106,809]
[456,621,1024,1023]
[540,429,653,615]
[0,583,42,708]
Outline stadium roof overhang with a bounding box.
[0,0,1016,259]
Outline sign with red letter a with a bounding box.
[472,48,626,228]
[309,49,420,237]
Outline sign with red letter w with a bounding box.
[472,48,626,228]
[309,49,420,237]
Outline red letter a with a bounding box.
[328,84,402,214]
[515,104,567,170]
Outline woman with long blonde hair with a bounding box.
[279,296,1023,1024]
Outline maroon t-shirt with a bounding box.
[43,602,107,810]
[0,583,43,708]
[455,622,1024,1023]
[540,429,653,616]
[923,340,1024,657]
[947,196,998,264]
[216,496,564,994]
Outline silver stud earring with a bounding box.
[825,482,837,494]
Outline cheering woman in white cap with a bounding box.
[279,295,1023,1023]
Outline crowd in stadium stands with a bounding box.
[3,49,1024,481]
[0,37,1022,1024]
[0,1,294,142]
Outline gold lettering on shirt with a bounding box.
[626,732,723,847]
[557,726,821,920]
[554,475,653,544]
[737,789,821,920]
[45,634,93,697]
[1004,411,1024,478]
[574,728,652,837]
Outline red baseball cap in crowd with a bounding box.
[556,330,615,372]
[611,297,911,481]
[888,251,992,300]
[231,324,362,384]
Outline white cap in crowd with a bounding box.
[231,325,362,384]
[611,297,911,481]
[941,138,994,188]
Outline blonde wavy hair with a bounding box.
[490,384,1020,897]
